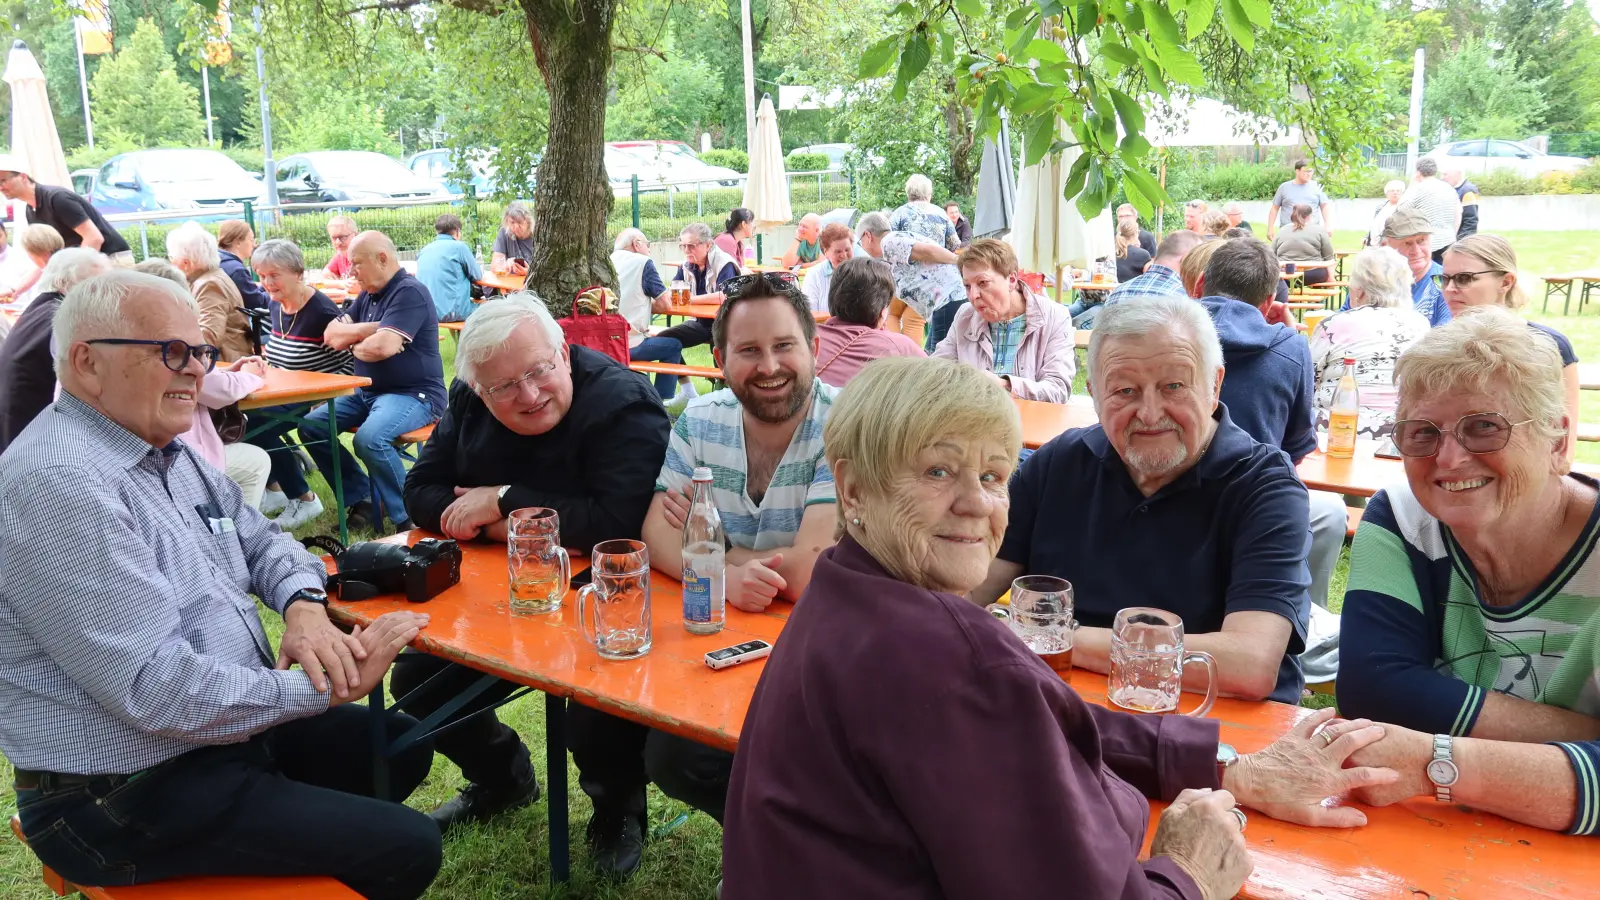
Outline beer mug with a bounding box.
[507,507,569,615]
[577,540,653,661]
[1108,607,1217,717]
[986,575,1077,682]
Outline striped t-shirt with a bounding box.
[655,379,837,551]
[265,290,355,375]
[1338,477,1600,835]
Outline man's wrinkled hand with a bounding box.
[728,554,785,612]
[439,485,505,542]
[277,600,367,698]
[661,488,691,529]
[329,611,430,707]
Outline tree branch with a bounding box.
[614,43,666,59]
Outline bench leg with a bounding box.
[545,693,570,884]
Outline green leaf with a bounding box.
[1140,1,1182,45]
[1120,132,1153,158]
[1075,158,1107,217]
[1153,39,1205,86]
[1100,42,1139,67]
[1121,169,1154,219]
[1185,0,1215,40]
[956,0,986,19]
[891,32,933,102]
[1124,164,1168,210]
[1010,26,1035,59]
[1026,39,1070,65]
[941,30,956,64]
[1023,114,1058,168]
[1129,35,1169,97]
[1013,82,1060,115]
[889,2,917,19]
[1236,0,1271,28]
[1071,1,1099,36]
[1038,0,1065,19]
[859,35,902,79]
[1220,0,1255,53]
[1005,6,1034,30]
[1108,87,1145,137]
[1062,152,1092,201]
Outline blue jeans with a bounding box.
[302,391,434,525]
[245,405,311,498]
[630,336,685,400]
[926,298,967,352]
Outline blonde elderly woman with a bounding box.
[934,238,1074,404]
[1440,234,1580,462]
[1308,246,1429,438]
[167,221,252,362]
[0,222,65,304]
[724,356,1399,900]
[1338,309,1600,837]
[0,248,112,452]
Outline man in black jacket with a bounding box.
[0,249,112,452]
[398,294,670,873]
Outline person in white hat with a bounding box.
[0,154,132,264]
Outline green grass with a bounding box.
[5,230,1597,896]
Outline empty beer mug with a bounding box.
[577,539,653,661]
[508,508,569,615]
[986,575,1077,682]
[1108,607,1217,716]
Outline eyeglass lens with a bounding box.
[161,340,220,373]
[1394,413,1513,457]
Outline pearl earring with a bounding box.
[851,517,862,527]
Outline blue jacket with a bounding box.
[1200,295,1318,463]
[416,234,483,322]
[219,249,269,312]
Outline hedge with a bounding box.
[699,149,748,173]
[786,152,832,173]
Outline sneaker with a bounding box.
[675,380,700,402]
[275,496,325,530]
[259,489,289,516]
[428,776,541,831]
[346,500,377,533]
[586,811,645,880]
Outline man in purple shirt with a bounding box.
[813,257,924,388]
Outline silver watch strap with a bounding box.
[1432,734,1453,803]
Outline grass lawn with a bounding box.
[3,228,1596,897]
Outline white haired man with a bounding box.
[612,227,695,404]
[0,270,439,899]
[975,294,1312,705]
[397,294,671,875]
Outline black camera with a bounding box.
[309,537,462,603]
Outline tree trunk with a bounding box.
[942,78,977,199]
[520,0,617,318]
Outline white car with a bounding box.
[1422,139,1590,178]
[610,141,742,189]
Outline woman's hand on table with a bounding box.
[1224,706,1400,827]
[230,356,267,378]
[1150,788,1253,900]
[1341,721,1435,807]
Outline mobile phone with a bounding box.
[704,640,772,670]
[569,566,593,589]
[1375,439,1402,460]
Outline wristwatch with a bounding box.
[287,588,329,610]
[1216,742,1239,785]
[1427,734,1459,803]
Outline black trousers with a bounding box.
[388,652,534,791]
[14,706,440,900]
[658,318,714,351]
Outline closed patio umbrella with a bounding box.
[1008,116,1114,296]
[972,112,1016,239]
[743,94,792,232]
[4,41,70,189]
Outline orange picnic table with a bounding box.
[242,368,371,543]
[665,302,830,324]
[476,269,527,293]
[329,535,1600,896]
[1016,396,1096,449]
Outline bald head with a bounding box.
[349,230,400,292]
[798,213,822,243]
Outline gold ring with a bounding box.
[1318,730,1336,748]
[1231,807,1248,833]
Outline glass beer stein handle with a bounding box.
[984,603,1013,621]
[577,583,600,648]
[1179,650,1218,718]
[554,546,570,597]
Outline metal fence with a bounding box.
[100,169,858,269]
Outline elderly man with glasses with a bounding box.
[396,294,671,872]
[651,222,744,358]
[0,270,440,899]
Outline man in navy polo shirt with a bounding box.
[975,294,1310,702]
[304,231,447,533]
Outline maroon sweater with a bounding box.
[723,537,1222,899]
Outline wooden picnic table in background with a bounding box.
[476,270,527,293]
[329,535,1600,898]
[665,303,829,324]
[242,368,371,543]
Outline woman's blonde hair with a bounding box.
[824,357,1020,536]
[1115,219,1137,258]
[1202,211,1230,235]
[1396,306,1567,451]
[216,219,253,251]
[1447,234,1527,309]
[1180,239,1224,297]
[18,223,63,258]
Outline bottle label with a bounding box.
[683,569,712,622]
[1328,413,1359,454]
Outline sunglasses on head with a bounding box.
[722,272,799,300]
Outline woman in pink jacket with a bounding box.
[933,238,1076,404]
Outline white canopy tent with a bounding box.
[1147,97,1303,148]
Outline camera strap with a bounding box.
[297,535,382,600]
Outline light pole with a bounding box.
[253,5,279,208]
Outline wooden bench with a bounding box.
[10,815,361,899]
[628,361,725,381]
[439,321,464,333]
[1579,423,1600,443]
[1541,271,1600,315]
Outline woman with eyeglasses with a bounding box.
[1336,309,1600,838]
[1439,234,1579,462]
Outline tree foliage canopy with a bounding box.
[89,18,206,147]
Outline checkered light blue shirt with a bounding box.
[989,315,1027,376]
[1107,263,1185,305]
[0,393,329,775]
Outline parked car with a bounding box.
[406,148,497,198]
[610,141,742,188]
[275,151,450,207]
[1421,139,1590,177]
[70,168,98,196]
[87,149,264,217]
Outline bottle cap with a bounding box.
[1343,357,1356,365]
[692,466,713,482]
